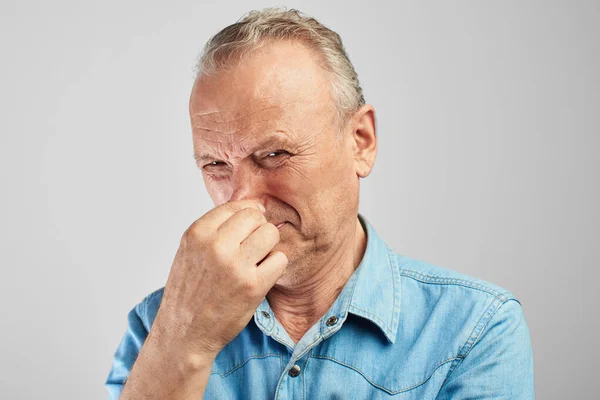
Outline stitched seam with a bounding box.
[400,269,513,301]
[460,298,504,359]
[385,246,397,338]
[309,355,458,395]
[274,352,291,400]
[434,356,464,398]
[273,330,324,396]
[461,298,518,360]
[387,247,401,340]
[302,358,306,400]
[302,350,312,400]
[280,345,285,377]
[273,331,323,398]
[217,354,281,378]
[270,330,294,352]
[401,269,511,299]
[291,334,323,363]
[439,296,509,388]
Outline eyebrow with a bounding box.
[192,154,216,164]
[192,133,295,164]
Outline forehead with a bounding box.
[189,40,336,146]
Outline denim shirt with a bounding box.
[106,214,535,399]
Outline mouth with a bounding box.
[275,222,287,230]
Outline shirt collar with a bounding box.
[346,213,401,344]
[254,213,401,345]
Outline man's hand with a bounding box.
[119,200,287,400]
[154,199,288,362]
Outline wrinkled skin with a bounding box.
[189,39,377,340]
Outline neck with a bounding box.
[267,216,367,343]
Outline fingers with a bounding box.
[202,200,265,229]
[240,222,281,265]
[256,251,288,291]
[217,207,267,245]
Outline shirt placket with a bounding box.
[254,292,352,400]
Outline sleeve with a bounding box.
[436,298,535,399]
[105,300,149,399]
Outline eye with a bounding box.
[265,150,287,158]
[202,161,226,169]
[255,150,291,169]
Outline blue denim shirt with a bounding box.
[106,214,534,399]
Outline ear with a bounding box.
[350,104,377,178]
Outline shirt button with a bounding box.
[288,365,301,377]
[326,315,338,327]
[261,311,270,319]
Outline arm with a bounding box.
[436,299,535,399]
[105,200,287,399]
[105,300,215,400]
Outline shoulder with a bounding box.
[389,252,530,361]
[392,256,536,395]
[393,253,518,303]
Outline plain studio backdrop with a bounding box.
[1,1,598,399]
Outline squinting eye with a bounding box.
[203,161,226,168]
[266,151,287,158]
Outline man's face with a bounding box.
[189,40,361,280]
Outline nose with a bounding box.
[227,165,267,206]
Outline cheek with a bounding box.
[266,159,315,198]
[265,158,344,211]
[203,175,232,205]
[264,168,302,206]
[292,150,357,213]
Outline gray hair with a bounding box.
[193,7,365,128]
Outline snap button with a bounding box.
[288,365,301,377]
[326,315,338,327]
[261,311,270,319]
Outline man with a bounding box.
[106,7,534,399]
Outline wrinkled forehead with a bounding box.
[189,40,336,141]
[190,97,285,140]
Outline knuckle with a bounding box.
[240,279,258,297]
[184,220,210,241]
[181,226,200,245]
[212,238,233,263]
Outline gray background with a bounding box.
[1,1,598,399]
